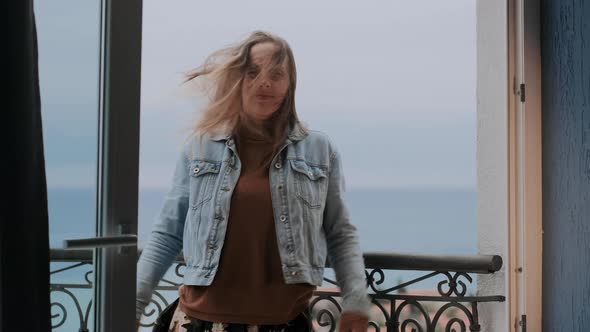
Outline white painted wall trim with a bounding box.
[477,0,543,331]
[476,0,510,330]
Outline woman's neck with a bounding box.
[237,113,275,141]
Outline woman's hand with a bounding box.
[135,319,140,331]
[338,311,369,332]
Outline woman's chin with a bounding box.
[245,109,277,121]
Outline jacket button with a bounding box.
[193,167,200,174]
[280,215,287,222]
[275,162,282,169]
[291,271,299,276]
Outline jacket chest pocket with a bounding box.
[189,160,221,209]
[289,160,328,209]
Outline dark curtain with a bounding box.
[2,0,50,331]
[542,0,590,330]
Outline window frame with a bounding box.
[93,0,143,331]
[476,0,542,330]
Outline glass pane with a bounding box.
[35,1,101,330]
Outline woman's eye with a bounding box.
[271,72,284,80]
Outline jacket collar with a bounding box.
[209,120,308,143]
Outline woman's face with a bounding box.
[241,42,290,121]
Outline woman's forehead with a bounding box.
[249,42,287,69]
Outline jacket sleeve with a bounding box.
[136,146,190,320]
[322,142,372,316]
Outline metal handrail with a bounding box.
[50,249,502,274]
[360,252,502,273]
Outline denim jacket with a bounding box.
[136,121,371,320]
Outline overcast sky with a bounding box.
[36,0,476,190]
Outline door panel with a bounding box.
[39,0,143,331]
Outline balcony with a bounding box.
[50,249,504,331]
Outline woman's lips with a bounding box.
[255,94,274,101]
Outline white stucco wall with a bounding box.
[476,1,510,331]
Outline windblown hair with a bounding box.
[185,31,305,148]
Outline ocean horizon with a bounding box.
[48,187,477,254]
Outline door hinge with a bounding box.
[517,83,526,102]
[519,314,527,332]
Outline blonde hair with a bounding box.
[185,31,305,150]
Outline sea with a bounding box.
[48,187,477,331]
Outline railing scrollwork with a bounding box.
[50,249,504,331]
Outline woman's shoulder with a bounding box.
[300,129,338,152]
[180,132,228,161]
[295,129,342,167]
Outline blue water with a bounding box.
[49,187,477,253]
[49,187,477,330]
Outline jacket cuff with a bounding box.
[341,293,373,317]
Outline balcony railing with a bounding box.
[50,249,504,331]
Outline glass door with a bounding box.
[38,0,143,331]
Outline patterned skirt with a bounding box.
[168,306,311,332]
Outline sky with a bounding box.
[36,0,476,190]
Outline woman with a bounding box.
[136,31,371,332]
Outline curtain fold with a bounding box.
[2,1,51,331]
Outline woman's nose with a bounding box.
[259,78,271,88]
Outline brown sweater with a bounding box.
[179,128,315,324]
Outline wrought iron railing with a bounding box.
[50,249,504,331]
